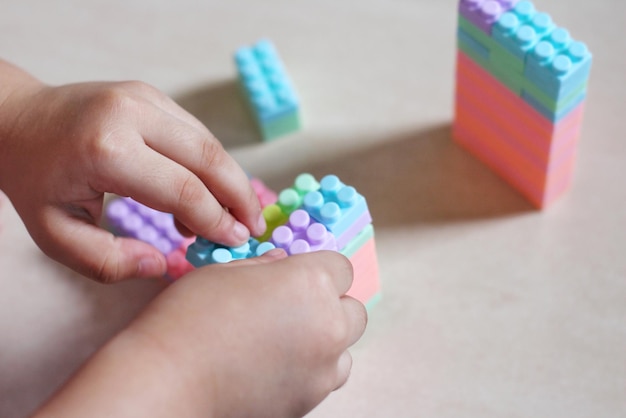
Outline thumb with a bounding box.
[36,206,166,282]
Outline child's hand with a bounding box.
[34,250,367,418]
[0,61,264,282]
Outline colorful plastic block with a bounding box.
[346,237,381,309]
[186,237,276,267]
[270,210,337,255]
[106,198,184,255]
[302,175,372,246]
[524,38,592,100]
[459,0,519,35]
[276,173,321,215]
[235,39,301,141]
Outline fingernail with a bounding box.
[138,255,165,278]
[256,213,267,235]
[262,248,288,259]
[233,221,250,243]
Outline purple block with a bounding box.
[459,0,518,34]
[105,197,182,256]
[335,210,372,250]
[270,209,337,255]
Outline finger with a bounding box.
[39,206,166,282]
[307,251,354,296]
[121,81,208,133]
[96,133,250,247]
[218,248,288,269]
[340,295,368,348]
[334,351,353,391]
[133,104,264,238]
[174,218,194,237]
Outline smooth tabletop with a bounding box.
[1,1,625,417]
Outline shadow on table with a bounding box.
[259,123,534,226]
[174,79,261,147]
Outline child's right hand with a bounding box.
[35,250,367,418]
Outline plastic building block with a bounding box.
[456,51,584,163]
[459,0,519,35]
[250,177,278,208]
[524,38,592,100]
[302,175,372,244]
[276,173,321,215]
[166,238,195,280]
[106,198,184,255]
[186,237,276,267]
[270,210,337,255]
[341,224,374,259]
[235,39,301,141]
[345,237,381,308]
[257,203,290,242]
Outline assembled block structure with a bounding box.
[186,174,381,309]
[454,0,592,208]
[235,39,301,141]
[104,175,381,309]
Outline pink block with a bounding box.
[346,238,380,305]
[250,177,278,208]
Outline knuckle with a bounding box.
[200,138,226,169]
[174,173,204,211]
[90,247,121,284]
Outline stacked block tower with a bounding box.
[235,40,301,141]
[454,0,592,208]
[186,174,381,309]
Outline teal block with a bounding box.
[458,15,495,52]
[457,27,490,62]
[458,36,490,69]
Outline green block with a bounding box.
[341,224,374,258]
[490,45,524,75]
[490,59,524,95]
[523,79,587,114]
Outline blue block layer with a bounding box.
[186,237,275,267]
[457,27,490,62]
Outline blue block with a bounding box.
[521,89,586,123]
[186,237,275,267]
[457,27,490,62]
[492,2,555,62]
[235,39,299,123]
[524,37,592,100]
[302,175,370,239]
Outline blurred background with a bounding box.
[1,1,625,417]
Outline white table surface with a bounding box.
[1,1,625,417]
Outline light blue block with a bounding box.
[235,40,299,124]
[186,237,275,267]
[521,89,586,122]
[303,175,370,239]
[492,1,556,63]
[524,38,592,100]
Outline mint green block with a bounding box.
[260,110,301,142]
